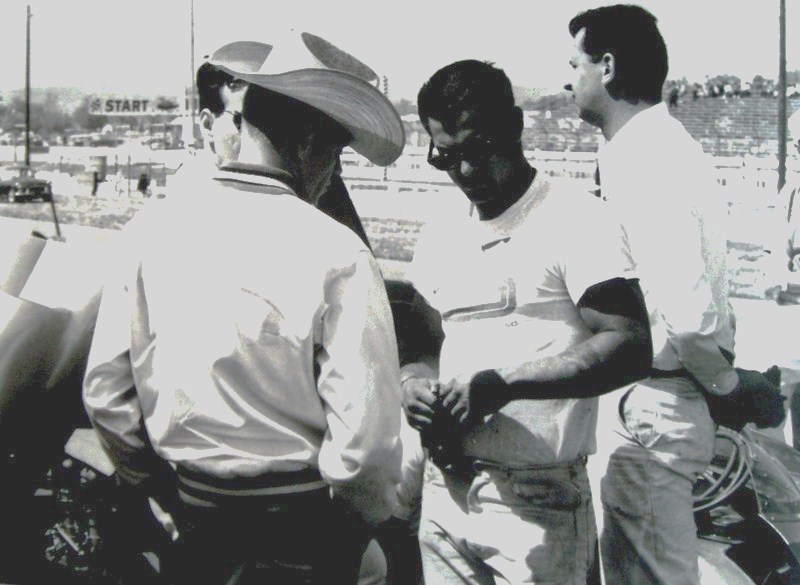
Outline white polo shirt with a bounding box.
[408,174,635,464]
[598,102,738,395]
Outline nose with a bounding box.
[458,158,477,178]
[564,83,573,92]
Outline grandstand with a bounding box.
[518,94,800,159]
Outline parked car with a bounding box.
[0,132,49,152]
[0,166,53,203]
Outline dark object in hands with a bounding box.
[422,370,509,476]
[706,366,786,431]
[420,403,471,476]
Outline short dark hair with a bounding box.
[241,84,352,154]
[196,62,235,115]
[417,60,516,135]
[569,4,668,104]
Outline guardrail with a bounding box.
[341,147,800,198]
[2,145,798,203]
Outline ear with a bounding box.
[510,106,524,140]
[601,53,616,86]
[199,108,216,151]
[298,131,314,160]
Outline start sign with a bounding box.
[90,95,182,116]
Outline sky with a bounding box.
[0,0,796,102]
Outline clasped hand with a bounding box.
[401,373,502,432]
[733,367,786,429]
[706,367,786,432]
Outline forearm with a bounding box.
[397,285,442,421]
[321,334,402,526]
[493,326,651,400]
[83,287,156,484]
[668,331,738,395]
[491,280,652,400]
[643,240,737,394]
[83,356,157,485]
[400,356,439,383]
[322,392,401,527]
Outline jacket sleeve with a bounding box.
[82,238,159,486]
[316,249,403,527]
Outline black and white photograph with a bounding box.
[0,1,798,583]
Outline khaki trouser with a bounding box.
[419,456,596,585]
[590,378,716,585]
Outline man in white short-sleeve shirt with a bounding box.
[565,6,785,584]
[401,59,653,585]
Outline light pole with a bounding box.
[24,5,61,238]
[189,0,197,146]
[25,4,31,167]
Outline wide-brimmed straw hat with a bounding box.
[204,32,404,166]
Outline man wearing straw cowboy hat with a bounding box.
[83,31,405,584]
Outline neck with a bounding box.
[601,100,658,141]
[236,123,295,178]
[476,160,536,221]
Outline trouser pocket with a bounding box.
[620,384,663,448]
[510,475,582,511]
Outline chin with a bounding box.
[578,108,603,128]
[462,186,490,203]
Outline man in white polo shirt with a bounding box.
[565,5,785,584]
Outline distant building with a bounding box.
[401,114,427,147]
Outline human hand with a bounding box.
[401,376,439,432]
[708,367,786,431]
[439,377,473,426]
[440,369,509,427]
[734,367,787,429]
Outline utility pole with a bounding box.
[189,0,197,145]
[25,4,31,167]
[778,0,787,191]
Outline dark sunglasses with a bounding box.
[427,136,499,171]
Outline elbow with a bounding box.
[81,379,101,421]
[601,325,652,390]
[625,324,654,382]
[322,442,402,526]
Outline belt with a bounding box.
[471,456,588,473]
[175,465,327,508]
[433,453,588,479]
[649,367,692,379]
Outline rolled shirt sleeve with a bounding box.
[607,154,738,396]
[316,249,403,526]
[599,104,741,397]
